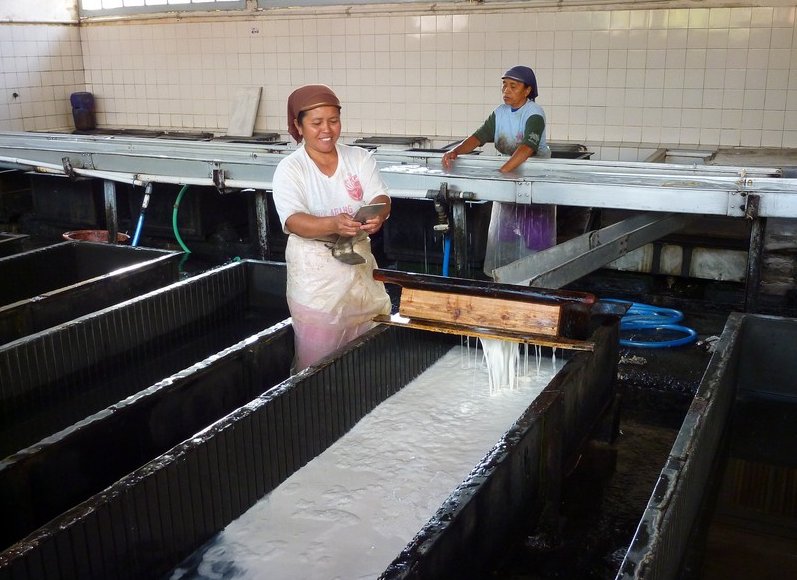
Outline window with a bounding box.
[79,0,245,17]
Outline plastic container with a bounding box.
[70,91,96,131]
[62,229,130,243]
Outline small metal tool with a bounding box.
[330,232,367,265]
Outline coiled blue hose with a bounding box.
[603,299,698,348]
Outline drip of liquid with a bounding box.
[479,337,520,392]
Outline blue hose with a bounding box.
[603,298,698,348]
[442,235,451,277]
[131,183,152,247]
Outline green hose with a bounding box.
[172,184,191,254]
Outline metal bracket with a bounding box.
[80,152,94,170]
[61,156,76,179]
[727,191,746,217]
[212,164,226,193]
[517,181,532,204]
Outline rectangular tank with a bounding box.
[0,241,181,345]
[0,260,291,561]
[0,233,27,258]
[0,310,618,580]
[0,259,289,459]
[618,313,797,579]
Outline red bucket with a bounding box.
[62,230,131,243]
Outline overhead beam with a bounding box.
[1,131,797,218]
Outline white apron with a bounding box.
[285,234,391,371]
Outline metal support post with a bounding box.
[253,190,270,260]
[744,195,766,312]
[103,179,118,244]
[450,198,469,277]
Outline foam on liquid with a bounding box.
[172,343,563,580]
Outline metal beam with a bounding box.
[1,131,797,218]
[492,212,694,288]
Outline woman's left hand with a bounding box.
[359,214,386,236]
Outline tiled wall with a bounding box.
[2,4,797,160]
[0,24,85,131]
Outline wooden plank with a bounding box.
[373,268,597,340]
[374,268,596,307]
[399,287,562,336]
[373,314,595,351]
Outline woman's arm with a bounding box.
[285,194,391,239]
[442,135,482,169]
[285,212,362,239]
[499,144,534,173]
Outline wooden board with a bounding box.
[399,287,562,336]
[373,268,596,340]
[374,314,595,351]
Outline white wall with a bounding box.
[0,23,84,131]
[0,0,81,131]
[1,2,797,161]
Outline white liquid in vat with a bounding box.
[172,343,563,580]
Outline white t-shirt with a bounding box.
[272,144,389,234]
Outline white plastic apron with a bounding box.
[285,234,391,371]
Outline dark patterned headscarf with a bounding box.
[287,84,341,143]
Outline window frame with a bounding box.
[78,0,246,18]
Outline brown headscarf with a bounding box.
[287,84,342,143]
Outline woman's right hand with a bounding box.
[332,213,364,238]
[442,150,458,170]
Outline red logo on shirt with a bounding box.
[345,174,364,201]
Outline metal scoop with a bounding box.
[330,232,366,265]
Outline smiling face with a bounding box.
[501,78,532,109]
[295,105,341,156]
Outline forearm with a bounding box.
[285,194,392,239]
[500,144,534,173]
[285,213,342,239]
[450,136,481,157]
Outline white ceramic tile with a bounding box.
[741,108,764,129]
[743,89,766,110]
[761,130,783,147]
[707,29,729,50]
[765,89,788,110]
[623,49,643,69]
[787,90,797,111]
[621,70,642,93]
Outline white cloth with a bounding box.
[272,144,392,370]
[273,144,388,232]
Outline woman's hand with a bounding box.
[358,214,386,236]
[333,213,365,238]
[442,150,459,170]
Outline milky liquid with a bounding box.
[171,344,563,580]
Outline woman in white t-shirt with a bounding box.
[272,84,392,371]
[441,66,556,277]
